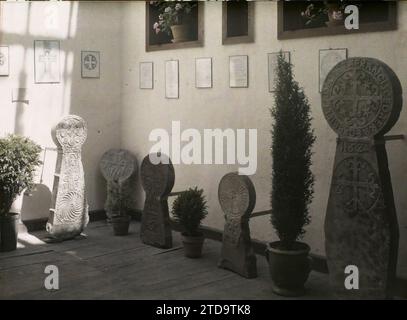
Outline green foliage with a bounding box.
[171,187,208,236]
[0,135,42,216]
[152,1,197,35]
[270,52,316,250]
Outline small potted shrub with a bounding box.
[109,181,131,236]
[267,53,316,296]
[172,187,208,258]
[0,135,42,251]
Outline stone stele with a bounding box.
[322,57,402,299]
[100,149,136,220]
[140,153,174,249]
[47,115,89,240]
[218,172,257,278]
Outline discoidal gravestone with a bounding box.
[100,149,136,221]
[322,57,402,299]
[218,172,257,278]
[140,154,175,249]
[47,115,89,240]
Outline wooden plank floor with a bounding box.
[0,221,333,300]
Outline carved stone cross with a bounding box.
[140,154,174,249]
[47,115,89,240]
[218,172,257,278]
[322,57,402,299]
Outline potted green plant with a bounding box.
[172,187,208,258]
[0,135,42,251]
[267,53,316,297]
[152,1,197,43]
[109,180,131,236]
[301,1,359,28]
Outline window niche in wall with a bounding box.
[222,1,254,45]
[277,1,397,40]
[146,1,203,52]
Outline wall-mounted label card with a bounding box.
[140,61,154,89]
[229,55,248,88]
[195,57,212,88]
[165,60,179,99]
[319,48,348,92]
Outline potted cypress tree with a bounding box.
[172,187,208,258]
[0,135,42,251]
[266,53,316,296]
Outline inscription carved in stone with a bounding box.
[100,149,136,220]
[47,115,89,240]
[322,58,402,299]
[218,172,257,278]
[140,154,174,248]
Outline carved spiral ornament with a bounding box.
[57,191,85,224]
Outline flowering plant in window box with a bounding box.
[151,1,197,43]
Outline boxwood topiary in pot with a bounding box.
[0,135,42,251]
[267,52,316,297]
[172,187,208,258]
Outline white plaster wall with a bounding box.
[0,1,123,219]
[121,1,407,276]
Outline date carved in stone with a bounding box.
[322,58,402,299]
[140,154,174,249]
[47,115,89,240]
[218,172,257,278]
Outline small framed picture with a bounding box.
[195,57,212,89]
[319,48,348,92]
[81,51,100,79]
[140,61,154,89]
[0,46,10,76]
[34,40,60,83]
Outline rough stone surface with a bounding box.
[140,154,174,248]
[322,57,402,299]
[100,149,136,220]
[218,172,257,278]
[47,115,89,240]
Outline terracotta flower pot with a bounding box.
[170,24,192,43]
[0,213,19,252]
[182,233,204,258]
[265,241,311,297]
[111,215,131,236]
[326,4,344,27]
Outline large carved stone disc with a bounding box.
[321,58,402,138]
[140,154,175,197]
[100,149,136,183]
[53,115,87,151]
[218,172,256,218]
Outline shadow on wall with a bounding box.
[21,184,52,222]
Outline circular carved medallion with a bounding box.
[100,149,136,183]
[140,153,175,197]
[333,156,380,217]
[57,191,85,224]
[321,58,402,138]
[54,115,87,151]
[218,172,256,218]
[84,54,97,70]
